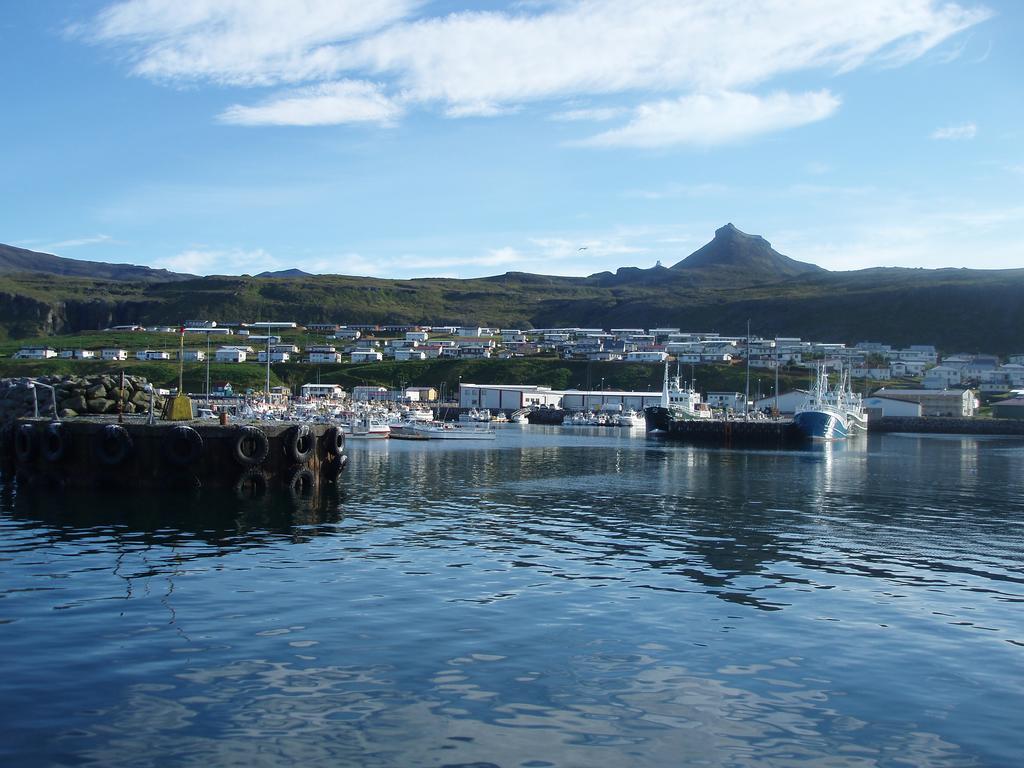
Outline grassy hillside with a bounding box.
[0,262,1022,352]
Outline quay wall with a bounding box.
[2,418,346,495]
[870,416,1024,436]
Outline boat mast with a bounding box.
[774,339,779,417]
[744,319,751,421]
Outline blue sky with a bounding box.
[1,0,1021,278]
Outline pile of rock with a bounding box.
[0,375,167,421]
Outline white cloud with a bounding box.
[44,234,113,250]
[219,80,402,126]
[931,121,977,140]
[84,0,990,134]
[550,107,627,122]
[87,0,417,86]
[163,247,278,275]
[578,90,840,148]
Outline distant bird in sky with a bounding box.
[578,246,588,251]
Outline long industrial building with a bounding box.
[458,383,662,412]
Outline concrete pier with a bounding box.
[1,417,347,497]
[657,417,800,447]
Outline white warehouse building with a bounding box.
[459,384,563,410]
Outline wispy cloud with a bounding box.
[219,80,402,126]
[577,90,840,148]
[931,121,977,140]
[163,246,278,275]
[550,107,627,123]
[82,0,991,144]
[44,234,113,250]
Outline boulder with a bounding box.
[86,383,107,400]
[64,394,88,413]
[87,398,113,414]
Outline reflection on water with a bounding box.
[1,429,1023,767]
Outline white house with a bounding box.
[181,350,205,362]
[625,350,668,363]
[15,346,57,359]
[135,350,171,361]
[395,349,427,361]
[351,350,383,363]
[405,331,429,343]
[307,346,341,363]
[257,350,291,363]
[58,349,96,360]
[215,348,247,363]
[300,383,344,399]
[100,348,128,361]
[923,365,961,389]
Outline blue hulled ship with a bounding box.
[793,366,867,441]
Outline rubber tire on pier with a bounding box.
[321,453,348,482]
[285,424,315,464]
[234,467,268,499]
[95,424,133,466]
[42,423,69,463]
[232,425,270,467]
[163,425,204,466]
[14,423,36,464]
[285,465,315,498]
[324,426,345,456]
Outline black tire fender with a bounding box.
[324,426,345,456]
[95,424,133,466]
[232,425,270,466]
[42,423,69,463]
[234,467,269,499]
[285,424,314,464]
[163,425,204,466]
[322,454,348,482]
[14,423,35,464]
[285,465,315,497]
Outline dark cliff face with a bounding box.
[0,293,151,338]
[670,223,824,277]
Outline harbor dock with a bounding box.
[1,417,347,496]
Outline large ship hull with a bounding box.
[793,410,849,440]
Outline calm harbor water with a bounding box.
[1,427,1022,767]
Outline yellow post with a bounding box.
[162,325,193,420]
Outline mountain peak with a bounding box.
[671,224,824,277]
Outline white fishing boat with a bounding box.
[341,413,391,439]
[391,421,497,440]
[617,409,646,428]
